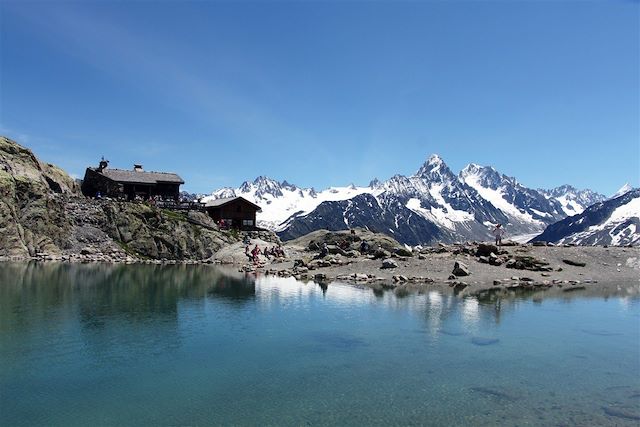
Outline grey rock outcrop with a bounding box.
[0,137,239,261]
[0,136,79,258]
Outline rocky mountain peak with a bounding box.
[540,185,606,210]
[611,183,634,199]
[238,176,284,198]
[281,180,297,191]
[368,178,381,188]
[415,154,455,182]
[210,187,237,199]
[460,163,482,176]
[460,163,505,189]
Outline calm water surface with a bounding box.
[1,263,639,426]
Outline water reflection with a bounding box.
[2,263,638,339]
[0,262,255,334]
[0,263,638,427]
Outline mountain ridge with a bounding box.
[204,154,612,245]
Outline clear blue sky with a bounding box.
[1,1,638,195]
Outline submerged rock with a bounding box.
[439,329,466,336]
[471,337,500,346]
[470,386,517,401]
[602,406,640,421]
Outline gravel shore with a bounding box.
[229,234,640,297]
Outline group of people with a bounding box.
[245,243,286,263]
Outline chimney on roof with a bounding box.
[133,164,143,172]
[98,156,109,172]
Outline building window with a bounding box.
[242,219,254,227]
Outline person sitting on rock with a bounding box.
[320,243,329,258]
[493,224,506,247]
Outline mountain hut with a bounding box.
[81,159,184,200]
[205,197,262,230]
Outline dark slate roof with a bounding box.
[205,196,261,211]
[94,168,184,185]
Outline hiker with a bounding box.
[359,240,370,254]
[493,224,506,247]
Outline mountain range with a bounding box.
[202,154,629,245]
[532,189,640,246]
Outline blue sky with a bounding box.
[1,1,638,195]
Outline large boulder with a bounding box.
[394,247,414,257]
[452,261,470,277]
[476,243,499,257]
[373,247,392,260]
[381,258,398,269]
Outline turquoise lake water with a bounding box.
[1,262,639,426]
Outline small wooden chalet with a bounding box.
[81,159,184,201]
[205,197,262,230]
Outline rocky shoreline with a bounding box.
[233,230,640,297]
[2,232,639,300]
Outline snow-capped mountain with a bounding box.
[539,185,607,217]
[460,163,566,226]
[610,183,634,199]
[205,154,608,245]
[532,189,640,246]
[203,176,372,231]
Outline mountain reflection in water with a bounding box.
[0,262,638,427]
[0,263,255,335]
[1,262,638,337]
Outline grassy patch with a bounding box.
[162,209,187,223]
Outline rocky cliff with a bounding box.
[0,137,79,257]
[0,136,238,260]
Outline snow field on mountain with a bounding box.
[554,195,585,216]
[406,195,473,231]
[564,197,640,245]
[463,173,543,226]
[209,184,376,230]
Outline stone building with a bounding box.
[81,159,184,200]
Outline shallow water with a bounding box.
[0,262,639,426]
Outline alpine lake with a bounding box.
[1,262,639,426]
